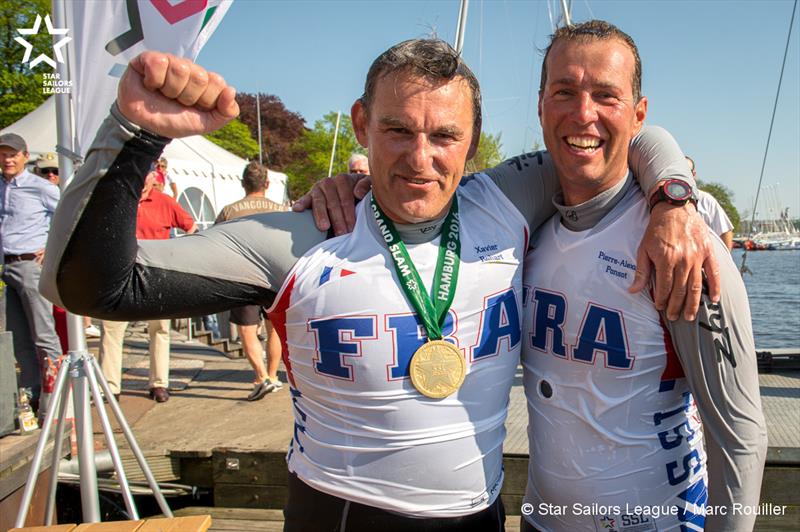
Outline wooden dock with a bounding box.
[37,327,800,530]
[0,423,72,531]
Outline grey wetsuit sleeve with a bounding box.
[40,105,326,320]
[663,236,768,531]
[629,125,696,196]
[481,125,695,231]
[480,150,561,232]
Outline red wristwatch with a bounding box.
[649,179,697,211]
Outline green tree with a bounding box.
[285,112,365,200]
[697,180,740,232]
[205,118,260,160]
[465,132,504,174]
[0,0,50,128]
[237,92,306,170]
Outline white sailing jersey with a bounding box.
[268,173,528,517]
[521,189,708,531]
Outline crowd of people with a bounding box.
[2,17,768,532]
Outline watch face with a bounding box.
[665,180,691,200]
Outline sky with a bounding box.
[197,0,800,219]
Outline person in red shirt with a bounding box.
[146,157,178,198]
[136,172,195,239]
[99,174,196,402]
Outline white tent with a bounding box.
[1,98,289,227]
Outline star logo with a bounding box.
[599,516,616,530]
[405,279,419,292]
[415,351,459,390]
[14,14,72,69]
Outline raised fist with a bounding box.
[117,51,239,138]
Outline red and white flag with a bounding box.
[64,0,233,156]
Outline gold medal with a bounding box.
[409,340,466,398]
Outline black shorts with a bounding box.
[229,304,265,326]
[283,472,505,532]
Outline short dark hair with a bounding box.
[540,20,642,103]
[360,39,482,137]
[241,162,268,194]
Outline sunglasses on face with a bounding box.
[41,167,58,175]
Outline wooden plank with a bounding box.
[1,466,58,531]
[213,484,287,510]
[504,517,523,532]
[0,433,41,477]
[0,427,70,500]
[170,450,213,459]
[212,450,287,486]
[754,506,800,530]
[117,450,180,483]
[166,506,522,532]
[172,507,284,532]
[138,515,212,532]
[73,521,144,531]
[169,505,790,532]
[9,525,77,532]
[210,520,282,531]
[501,493,523,515]
[177,456,214,489]
[501,455,528,494]
[173,507,283,521]
[760,466,800,505]
[768,447,800,465]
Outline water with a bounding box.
[732,249,800,349]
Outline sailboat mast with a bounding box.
[327,111,341,178]
[454,0,469,54]
[560,0,572,26]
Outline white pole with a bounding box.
[327,111,341,177]
[454,0,470,54]
[256,95,263,165]
[560,0,572,26]
[51,2,101,521]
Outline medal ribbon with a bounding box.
[370,195,460,341]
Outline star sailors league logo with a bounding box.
[14,14,71,69]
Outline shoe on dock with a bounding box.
[247,377,283,401]
[149,386,170,403]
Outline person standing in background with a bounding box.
[215,162,286,400]
[99,173,196,403]
[147,157,178,198]
[33,152,102,340]
[347,153,369,175]
[0,133,61,417]
[686,155,734,250]
[33,152,60,186]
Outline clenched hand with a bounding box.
[117,51,239,138]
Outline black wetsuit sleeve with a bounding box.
[41,106,326,321]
